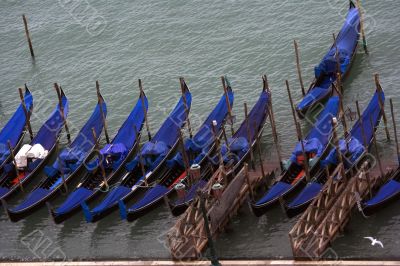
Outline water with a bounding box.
[0,0,399,260]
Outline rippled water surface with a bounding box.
[0,0,400,260]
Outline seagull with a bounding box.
[364,237,384,248]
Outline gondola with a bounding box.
[296,1,360,118]
[0,88,68,201]
[2,92,106,222]
[81,80,192,223]
[0,86,33,171]
[119,81,234,221]
[251,92,340,217]
[285,88,385,217]
[169,76,270,216]
[47,89,148,224]
[362,168,400,215]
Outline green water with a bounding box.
[0,0,400,260]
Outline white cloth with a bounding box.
[27,144,48,160]
[15,144,32,168]
[15,144,48,168]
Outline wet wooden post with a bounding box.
[285,80,298,128]
[253,121,265,179]
[56,139,68,194]
[18,87,33,140]
[221,76,234,136]
[7,140,23,192]
[293,40,305,96]
[333,33,343,92]
[332,117,346,178]
[335,75,348,136]
[244,163,255,201]
[54,83,71,144]
[178,130,191,185]
[374,74,390,140]
[22,15,35,58]
[91,127,109,189]
[355,100,368,148]
[266,76,283,171]
[390,99,400,165]
[138,79,152,141]
[244,102,255,170]
[370,116,384,177]
[180,77,193,139]
[296,122,310,183]
[356,0,369,54]
[96,81,110,144]
[133,125,148,186]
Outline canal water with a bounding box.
[0,0,399,260]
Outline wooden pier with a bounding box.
[167,161,278,260]
[289,161,396,259]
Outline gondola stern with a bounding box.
[349,0,356,9]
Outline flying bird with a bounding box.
[364,237,384,248]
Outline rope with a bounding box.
[353,191,369,219]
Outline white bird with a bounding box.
[364,237,384,248]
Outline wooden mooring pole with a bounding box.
[293,40,305,96]
[18,87,33,140]
[390,99,400,165]
[221,76,234,136]
[374,74,390,141]
[285,80,298,129]
[356,0,369,54]
[22,15,35,58]
[96,81,110,144]
[138,79,151,141]
[54,83,71,144]
[296,122,310,183]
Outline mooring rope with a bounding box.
[353,191,369,218]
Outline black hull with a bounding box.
[251,176,308,217]
[285,200,311,218]
[48,137,140,224]
[126,194,166,222]
[0,143,57,201]
[169,199,193,217]
[362,191,400,216]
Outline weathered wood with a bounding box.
[138,79,151,141]
[356,0,369,54]
[7,140,23,192]
[18,87,33,140]
[91,127,108,189]
[244,102,255,169]
[180,77,193,138]
[374,74,390,140]
[296,122,310,183]
[390,99,400,165]
[54,83,71,144]
[293,40,305,96]
[285,80,298,127]
[22,15,34,58]
[221,76,234,136]
[96,81,110,144]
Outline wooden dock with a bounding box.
[167,160,278,260]
[289,160,396,259]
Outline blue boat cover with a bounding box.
[128,184,170,211]
[91,185,131,213]
[56,187,94,215]
[0,89,33,164]
[89,89,191,216]
[297,5,360,112]
[287,182,323,208]
[256,181,291,205]
[52,93,148,218]
[8,99,106,213]
[10,188,50,212]
[167,87,234,167]
[291,96,340,164]
[364,180,400,206]
[321,90,384,167]
[31,94,69,150]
